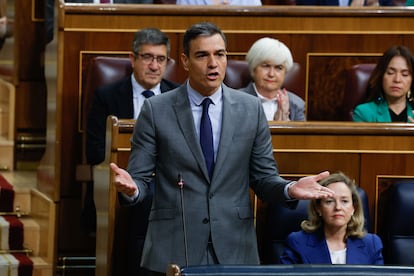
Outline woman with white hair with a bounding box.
[241,37,305,121]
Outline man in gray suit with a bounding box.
[110,22,334,275]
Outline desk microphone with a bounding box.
[178,173,189,267]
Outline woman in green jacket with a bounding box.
[353,45,414,123]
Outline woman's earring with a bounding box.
[407,90,411,99]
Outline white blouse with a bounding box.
[329,248,347,264]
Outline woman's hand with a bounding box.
[274,88,290,121]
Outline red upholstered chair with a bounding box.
[341,63,376,121]
[224,59,303,98]
[223,59,252,89]
[283,62,302,96]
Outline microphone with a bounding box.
[177,173,189,267]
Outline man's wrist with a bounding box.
[284,181,297,199]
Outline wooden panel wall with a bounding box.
[44,0,414,264]
[14,0,47,167]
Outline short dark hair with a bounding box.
[182,22,227,56]
[367,45,414,104]
[131,28,171,56]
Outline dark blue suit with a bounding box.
[280,230,384,264]
[86,76,178,165]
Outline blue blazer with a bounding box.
[353,99,414,122]
[280,230,384,265]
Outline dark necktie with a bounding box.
[142,90,155,98]
[200,98,214,179]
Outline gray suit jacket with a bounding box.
[241,82,305,121]
[126,83,295,272]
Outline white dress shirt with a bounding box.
[252,83,279,121]
[131,74,161,119]
[186,81,223,162]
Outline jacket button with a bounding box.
[202,218,209,224]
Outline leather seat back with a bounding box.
[380,180,414,265]
[341,63,376,121]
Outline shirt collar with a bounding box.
[253,83,277,103]
[186,80,222,106]
[131,73,161,97]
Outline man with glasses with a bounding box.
[85,28,179,276]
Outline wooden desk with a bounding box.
[95,118,414,275]
[268,121,414,233]
[44,0,414,266]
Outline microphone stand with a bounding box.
[178,173,189,267]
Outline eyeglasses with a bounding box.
[136,53,167,65]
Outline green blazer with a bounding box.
[353,99,414,122]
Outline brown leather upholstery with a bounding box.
[224,59,252,89]
[342,63,376,121]
[82,57,132,131]
[224,59,303,97]
[283,62,302,96]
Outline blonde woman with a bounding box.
[280,172,384,265]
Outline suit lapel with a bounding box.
[160,79,177,93]
[212,85,236,181]
[306,231,332,263]
[377,100,391,122]
[117,77,134,118]
[173,86,210,181]
[244,82,257,97]
[346,238,366,264]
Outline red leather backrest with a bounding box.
[342,63,376,121]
